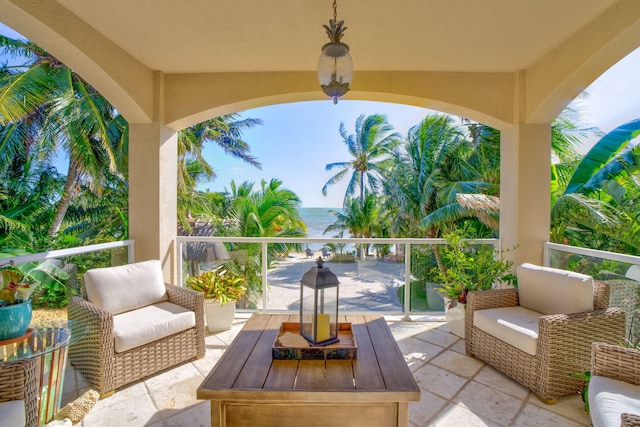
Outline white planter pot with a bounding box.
[443,297,465,339]
[204,299,236,333]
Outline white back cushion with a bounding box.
[84,260,168,315]
[517,263,593,315]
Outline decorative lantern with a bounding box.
[300,257,340,346]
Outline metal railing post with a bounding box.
[543,242,550,267]
[177,240,183,287]
[403,243,411,321]
[128,241,135,264]
[262,241,268,313]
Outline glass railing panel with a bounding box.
[181,240,264,310]
[267,249,317,312]
[177,237,501,315]
[0,240,134,308]
[545,243,640,348]
[409,243,444,312]
[334,252,404,313]
[264,243,407,313]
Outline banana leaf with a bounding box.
[565,118,640,194]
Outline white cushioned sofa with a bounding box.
[68,260,205,396]
[590,342,640,427]
[466,263,626,402]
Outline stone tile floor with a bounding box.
[61,314,590,427]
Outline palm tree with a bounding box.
[0,35,126,237]
[222,178,306,306]
[0,164,63,249]
[227,178,306,239]
[324,194,381,256]
[1,34,266,243]
[383,114,490,238]
[177,115,262,192]
[177,114,263,228]
[551,118,640,252]
[322,114,400,206]
[62,171,129,242]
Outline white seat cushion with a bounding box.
[84,260,168,315]
[474,306,540,356]
[112,301,196,353]
[589,375,640,427]
[0,400,26,427]
[517,263,593,315]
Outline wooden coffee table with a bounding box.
[197,314,420,427]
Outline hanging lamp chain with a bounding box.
[323,0,347,44]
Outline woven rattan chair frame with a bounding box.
[466,282,626,402]
[0,358,39,427]
[622,413,640,427]
[68,284,205,395]
[592,342,640,426]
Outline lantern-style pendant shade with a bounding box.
[318,42,353,104]
[318,10,353,105]
[300,257,340,346]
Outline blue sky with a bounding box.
[202,101,433,207]
[203,47,640,207]
[2,22,640,208]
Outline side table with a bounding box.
[0,321,89,426]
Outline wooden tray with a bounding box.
[272,322,357,360]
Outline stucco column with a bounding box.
[500,123,551,267]
[128,122,178,283]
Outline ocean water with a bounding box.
[298,207,342,238]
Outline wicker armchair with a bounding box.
[68,261,205,396]
[590,342,640,427]
[466,264,626,403]
[0,358,39,427]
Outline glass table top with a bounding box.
[0,320,89,362]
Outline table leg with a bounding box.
[36,346,69,426]
[211,400,223,427]
[397,402,409,427]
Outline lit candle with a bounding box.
[316,313,330,342]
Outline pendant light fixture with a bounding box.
[317,0,353,104]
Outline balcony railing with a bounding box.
[544,242,640,346]
[0,240,134,305]
[10,238,638,321]
[0,240,135,266]
[177,236,500,316]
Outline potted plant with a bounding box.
[186,266,247,332]
[0,264,39,341]
[433,232,516,338]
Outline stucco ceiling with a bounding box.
[55,0,617,74]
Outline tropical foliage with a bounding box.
[432,231,516,306]
[0,34,268,307]
[2,30,640,314]
[551,118,640,253]
[185,266,247,305]
[0,34,263,247]
[322,114,400,205]
[0,249,70,307]
[214,179,307,306]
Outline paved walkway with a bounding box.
[265,254,445,312]
[61,314,590,427]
